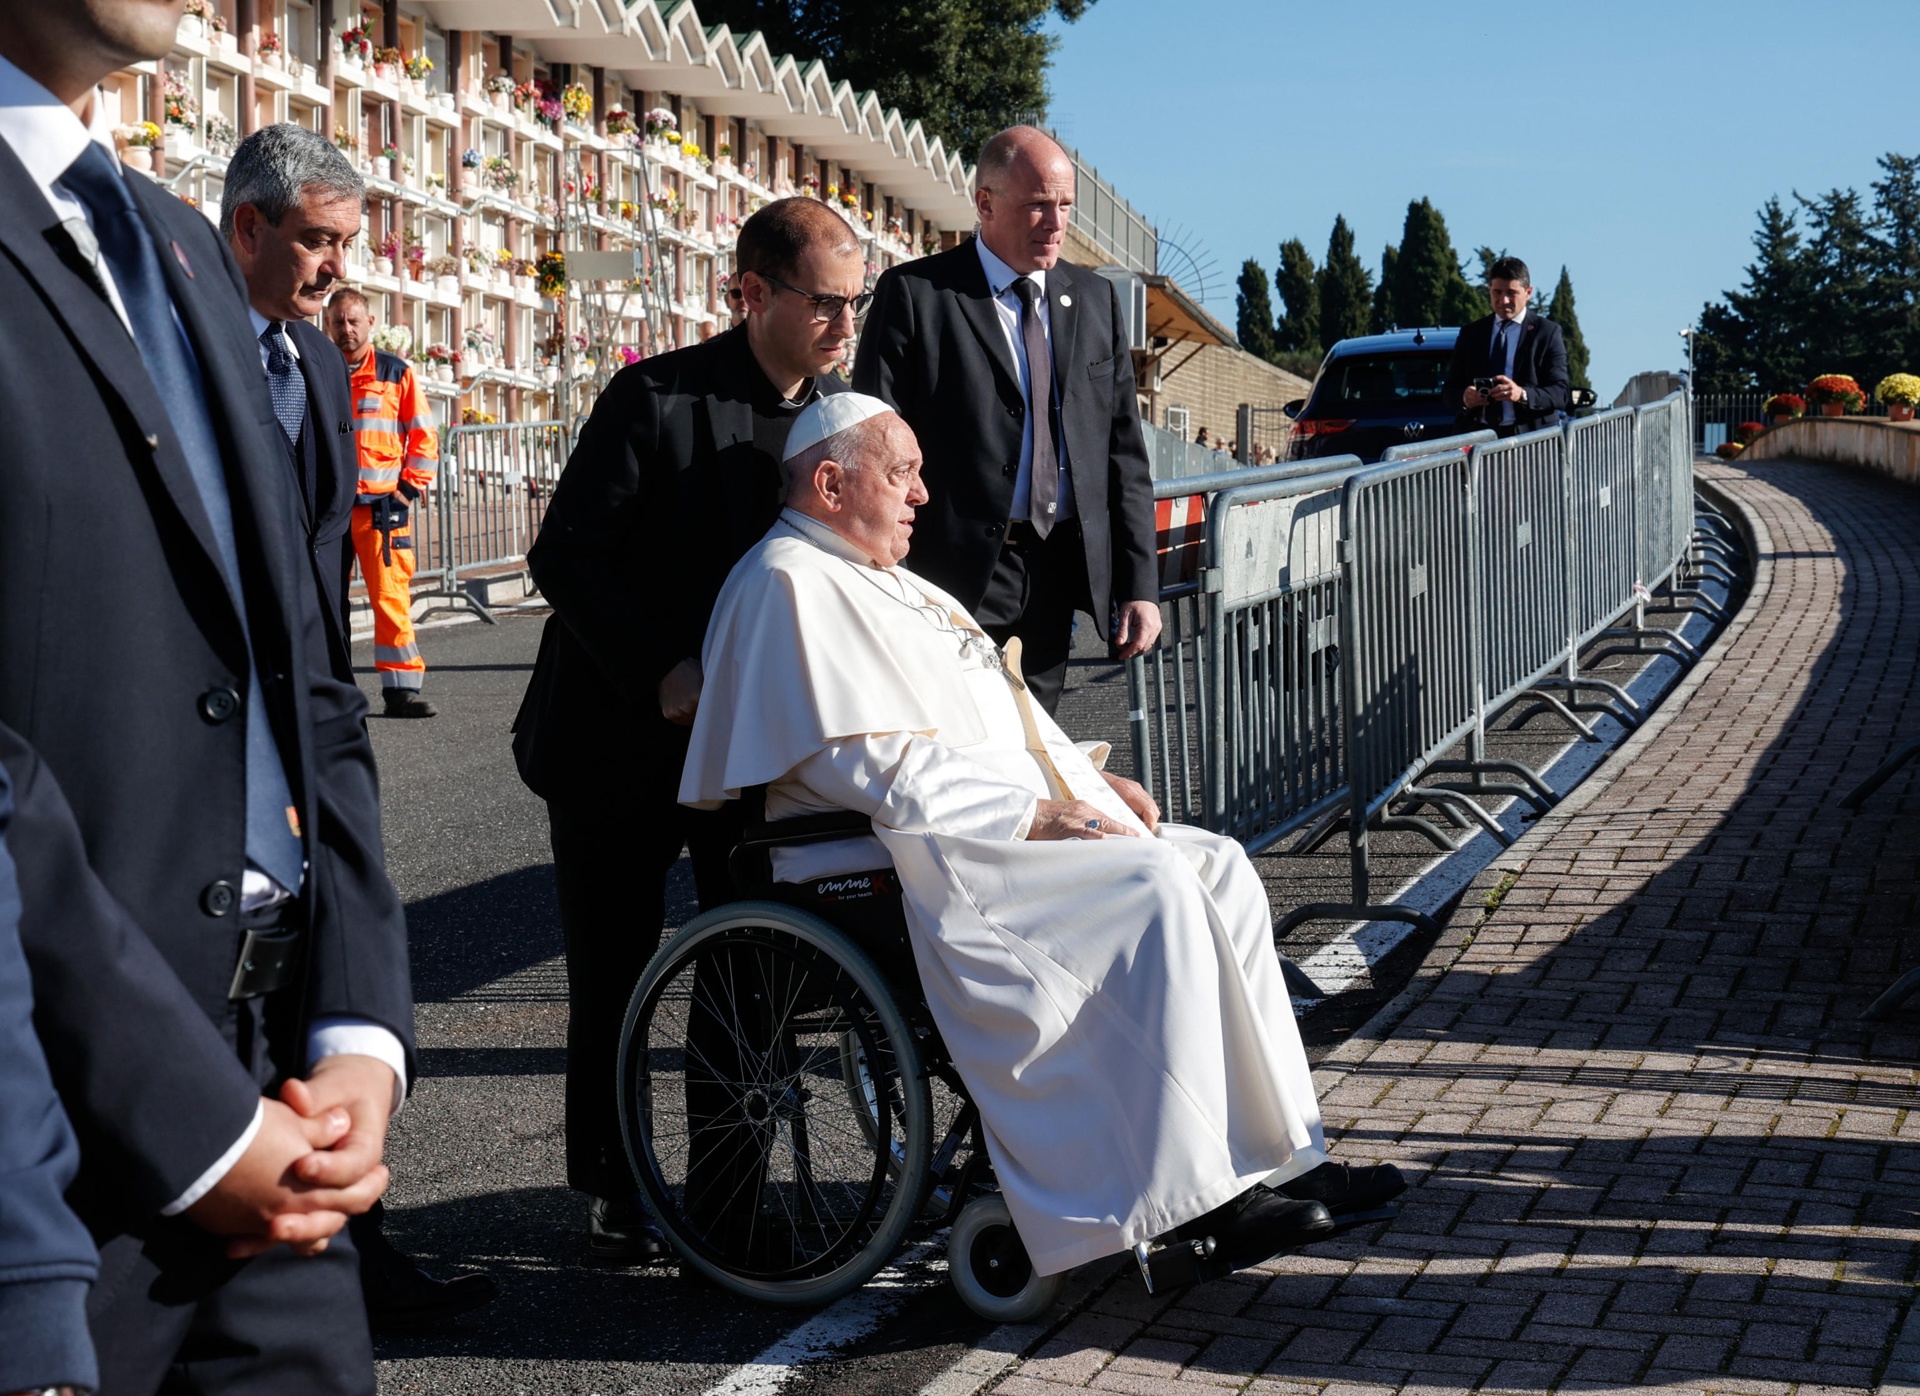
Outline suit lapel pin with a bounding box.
[1059,293,1071,307]
[171,240,194,278]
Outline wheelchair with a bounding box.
[615,795,1395,1320]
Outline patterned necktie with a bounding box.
[261,321,304,449]
[58,142,305,893]
[1011,277,1058,539]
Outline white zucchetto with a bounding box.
[781,392,896,461]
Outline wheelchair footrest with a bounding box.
[1133,1201,1402,1294]
[1135,1237,1224,1295]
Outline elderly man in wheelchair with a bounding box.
[616,396,1403,1318]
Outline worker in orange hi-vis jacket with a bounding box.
[325,288,438,717]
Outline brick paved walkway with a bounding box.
[986,458,1920,1396]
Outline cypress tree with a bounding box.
[1273,238,1320,354]
[1235,258,1279,362]
[1390,198,1479,329]
[1370,244,1399,333]
[1315,214,1373,346]
[1546,266,1591,391]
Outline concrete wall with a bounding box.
[1741,417,1920,486]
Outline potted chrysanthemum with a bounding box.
[1806,374,1865,416]
[1874,373,1920,423]
[1762,392,1805,425]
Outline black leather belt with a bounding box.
[228,924,303,1001]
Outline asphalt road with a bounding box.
[365,565,1725,1394]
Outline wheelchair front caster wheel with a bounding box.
[949,1194,1065,1322]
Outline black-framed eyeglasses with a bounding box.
[761,273,873,323]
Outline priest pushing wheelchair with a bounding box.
[615,396,1405,1321]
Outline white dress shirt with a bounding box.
[1490,311,1528,423]
[975,237,1074,520]
[0,55,406,1215]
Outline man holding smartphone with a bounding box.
[1444,256,1571,437]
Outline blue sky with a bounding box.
[1041,0,1919,397]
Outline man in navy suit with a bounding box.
[0,1,414,1389]
[223,122,497,1332]
[1443,255,1572,437]
[0,737,98,1396]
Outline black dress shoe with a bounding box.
[382,689,438,718]
[354,1209,499,1331]
[1276,1161,1407,1214]
[588,1194,670,1265]
[1176,1186,1335,1268]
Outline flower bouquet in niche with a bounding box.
[340,24,372,64]
[115,121,162,171]
[485,73,515,108]
[370,323,412,358]
[561,82,592,126]
[1761,391,1804,423]
[1874,373,1920,422]
[372,45,403,80]
[535,250,566,300]
[481,154,518,193]
[604,107,637,140]
[256,29,284,64]
[404,52,434,86]
[1806,374,1865,416]
[644,107,678,141]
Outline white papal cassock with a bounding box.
[681,509,1327,1275]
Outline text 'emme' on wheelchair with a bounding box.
[615,793,1397,1322]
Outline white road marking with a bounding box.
[696,1238,949,1396]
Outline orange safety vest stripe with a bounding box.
[349,349,439,493]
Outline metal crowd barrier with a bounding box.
[1131,391,1708,938]
[413,420,571,621]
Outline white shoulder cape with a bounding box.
[679,525,988,807]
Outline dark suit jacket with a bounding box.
[0,143,414,1229]
[1443,310,1572,432]
[513,326,844,801]
[851,239,1157,634]
[287,317,357,681]
[0,743,98,1394]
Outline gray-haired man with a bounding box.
[221,123,495,1330]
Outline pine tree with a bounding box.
[1473,246,1507,287]
[1871,153,1920,369]
[1273,238,1320,354]
[1546,266,1591,391]
[1315,214,1373,346]
[1798,187,1879,384]
[1704,197,1817,391]
[1370,244,1399,333]
[699,0,1099,161]
[1235,258,1279,362]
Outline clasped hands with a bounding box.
[1462,375,1525,410]
[185,1053,395,1258]
[1029,770,1160,841]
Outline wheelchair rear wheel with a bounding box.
[619,901,933,1307]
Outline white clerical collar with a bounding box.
[0,52,117,214]
[976,236,1045,302]
[780,507,885,568]
[249,308,303,359]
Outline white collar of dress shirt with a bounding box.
[780,505,887,568]
[976,235,1045,302]
[0,53,117,210]
[249,307,303,358]
[1495,308,1528,328]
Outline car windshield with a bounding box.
[1314,352,1452,413]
